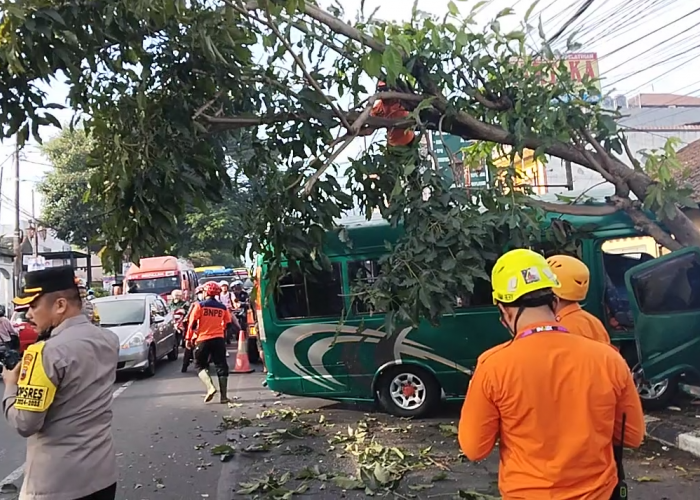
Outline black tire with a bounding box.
[376,365,440,418]
[247,337,260,364]
[167,339,179,361]
[142,346,157,378]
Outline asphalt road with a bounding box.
[0,347,697,500]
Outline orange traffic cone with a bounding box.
[231,330,254,374]
[246,308,254,325]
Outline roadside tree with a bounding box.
[2,1,697,325]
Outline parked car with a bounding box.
[93,294,179,377]
[10,305,39,352]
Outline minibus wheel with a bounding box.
[376,365,440,418]
[632,364,679,411]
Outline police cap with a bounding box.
[13,266,79,306]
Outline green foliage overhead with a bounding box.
[37,128,104,248]
[3,0,699,325]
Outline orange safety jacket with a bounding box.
[370,99,415,146]
[185,298,232,344]
[458,321,644,500]
[557,302,612,344]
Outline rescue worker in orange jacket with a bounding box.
[186,282,232,403]
[360,81,416,147]
[547,254,611,344]
[458,249,644,500]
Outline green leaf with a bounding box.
[382,46,404,82]
[43,9,66,26]
[331,476,364,489]
[524,0,540,22]
[447,1,459,16]
[364,51,383,78]
[211,444,235,455]
[441,259,456,271]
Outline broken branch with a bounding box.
[302,134,355,196]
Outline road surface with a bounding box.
[0,348,698,499]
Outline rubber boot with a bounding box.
[218,376,230,404]
[197,370,217,403]
[181,350,190,373]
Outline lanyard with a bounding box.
[519,325,569,339]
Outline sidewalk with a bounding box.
[645,395,700,458]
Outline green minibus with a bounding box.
[253,207,700,417]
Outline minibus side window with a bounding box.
[274,264,344,320]
[347,260,384,314]
[455,273,494,309]
[601,242,656,330]
[630,252,700,315]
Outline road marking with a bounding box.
[111,380,134,399]
[0,379,136,495]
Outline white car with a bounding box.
[93,294,179,377]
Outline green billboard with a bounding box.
[429,132,488,187]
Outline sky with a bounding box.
[0,0,697,226]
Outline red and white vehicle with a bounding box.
[11,305,39,353]
[124,256,197,300]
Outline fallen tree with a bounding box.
[0,0,697,323]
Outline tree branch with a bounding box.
[610,196,682,251]
[620,134,643,172]
[233,1,353,131]
[242,0,386,52]
[301,134,355,196]
[572,134,617,185]
[580,129,630,197]
[193,90,225,120]
[237,0,660,205]
[527,199,620,216]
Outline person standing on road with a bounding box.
[458,249,644,500]
[217,281,236,344]
[1,266,120,500]
[169,289,187,311]
[181,286,203,373]
[546,254,612,344]
[186,281,233,403]
[218,281,233,310]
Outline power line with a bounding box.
[605,41,700,88]
[600,7,700,60]
[547,0,596,44]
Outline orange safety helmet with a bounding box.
[546,254,590,302]
[203,281,221,297]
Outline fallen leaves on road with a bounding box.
[214,406,501,499]
[635,475,661,482]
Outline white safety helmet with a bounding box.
[171,289,183,299]
[232,280,243,287]
[219,280,230,287]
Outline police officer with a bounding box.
[1,266,120,500]
[186,281,232,403]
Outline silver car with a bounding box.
[93,294,179,377]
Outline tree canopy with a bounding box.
[37,127,104,249]
[37,127,250,269]
[2,0,698,325]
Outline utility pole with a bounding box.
[564,160,574,191]
[0,163,4,224]
[13,139,22,295]
[31,189,38,257]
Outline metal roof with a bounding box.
[618,107,700,128]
